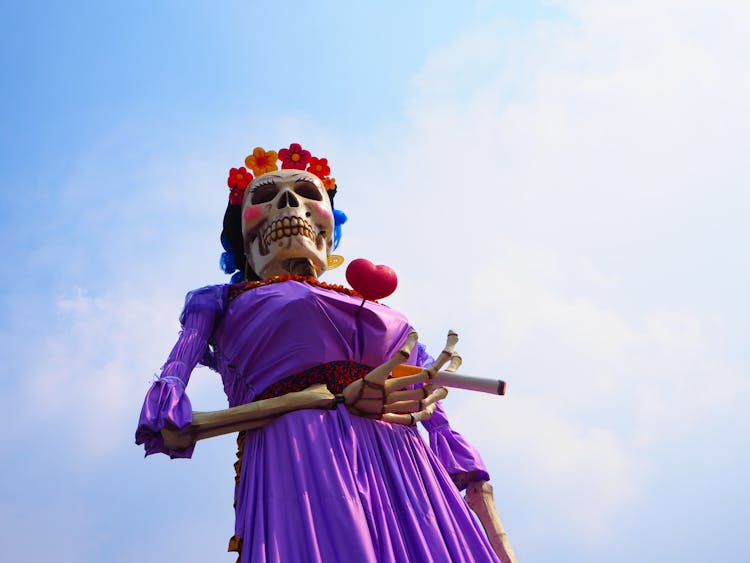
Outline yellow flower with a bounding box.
[245,147,279,176]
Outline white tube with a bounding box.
[431,371,506,395]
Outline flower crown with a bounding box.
[226,142,337,205]
[220,142,348,282]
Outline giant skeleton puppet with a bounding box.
[136,143,517,563]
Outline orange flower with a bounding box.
[307,157,331,179]
[322,177,336,191]
[244,147,279,176]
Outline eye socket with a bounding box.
[251,183,279,204]
[293,181,323,201]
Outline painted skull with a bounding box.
[241,169,334,279]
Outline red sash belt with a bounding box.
[254,360,372,401]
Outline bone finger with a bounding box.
[424,330,460,378]
[426,353,452,378]
[365,331,420,384]
[386,386,436,403]
[410,402,438,423]
[444,330,459,351]
[382,400,422,414]
[359,386,386,400]
[383,404,437,426]
[342,379,364,404]
[382,386,446,410]
[381,412,414,425]
[351,398,385,414]
[446,353,463,373]
[382,401,439,425]
[421,386,449,408]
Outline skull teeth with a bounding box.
[261,216,315,249]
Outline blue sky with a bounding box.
[2,1,749,562]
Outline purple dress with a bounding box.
[136,280,497,562]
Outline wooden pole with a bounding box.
[465,481,519,563]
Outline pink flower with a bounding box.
[279,143,311,170]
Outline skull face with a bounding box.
[241,169,334,279]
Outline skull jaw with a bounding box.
[247,233,328,280]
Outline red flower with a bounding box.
[229,188,245,205]
[279,143,311,170]
[307,157,331,179]
[228,167,253,189]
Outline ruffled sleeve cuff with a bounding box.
[134,285,227,458]
[428,424,490,490]
[135,376,195,459]
[415,339,490,489]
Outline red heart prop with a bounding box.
[346,258,398,301]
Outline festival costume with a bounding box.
[137,143,501,561]
[136,279,498,562]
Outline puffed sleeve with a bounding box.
[135,285,227,459]
[415,343,491,490]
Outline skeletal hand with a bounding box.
[341,330,461,425]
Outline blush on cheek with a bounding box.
[311,203,333,221]
[243,206,263,224]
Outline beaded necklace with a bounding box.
[228,274,363,302]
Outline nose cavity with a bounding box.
[277,190,300,209]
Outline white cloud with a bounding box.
[330,1,750,551]
[20,288,227,460]
[455,393,640,544]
